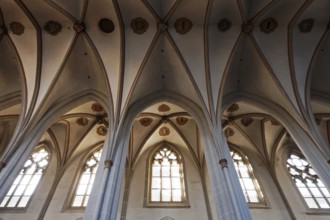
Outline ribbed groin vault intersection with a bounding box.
[0,0,329,220]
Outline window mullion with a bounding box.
[169,159,172,202]
[160,159,163,202]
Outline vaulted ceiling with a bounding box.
[1,0,330,161]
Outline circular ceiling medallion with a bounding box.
[260,18,277,33]
[159,126,170,136]
[241,22,254,34]
[158,104,170,112]
[176,117,188,125]
[73,22,85,33]
[131,17,149,34]
[140,117,153,126]
[10,22,24,35]
[44,20,62,36]
[99,18,114,33]
[218,19,231,32]
[91,103,104,112]
[97,125,108,136]
[174,17,193,35]
[224,127,234,138]
[299,19,314,33]
[241,118,253,127]
[158,22,168,32]
[226,103,239,113]
[76,117,89,126]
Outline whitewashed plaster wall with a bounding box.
[243,149,291,220]
[43,155,84,220]
[125,147,209,220]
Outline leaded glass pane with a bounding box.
[0,197,9,207]
[162,177,171,189]
[151,190,160,201]
[172,177,180,189]
[162,190,171,201]
[72,196,83,207]
[172,190,182,201]
[7,196,19,207]
[18,196,30,207]
[162,166,170,177]
[152,177,161,188]
[152,165,160,176]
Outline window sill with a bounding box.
[145,202,190,208]
[62,207,86,213]
[0,207,26,213]
[306,209,330,215]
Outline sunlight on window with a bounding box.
[0,147,49,208]
[71,148,102,207]
[287,154,330,209]
[230,150,264,204]
[150,147,185,203]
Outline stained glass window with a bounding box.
[230,150,265,204]
[71,148,102,207]
[0,147,50,208]
[287,154,330,209]
[150,147,186,203]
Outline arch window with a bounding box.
[71,148,102,207]
[230,149,265,204]
[287,153,330,209]
[148,146,187,206]
[0,147,50,208]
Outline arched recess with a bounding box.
[0,91,111,219]
[220,97,294,219]
[120,97,213,220]
[33,98,110,219]
[221,91,330,219]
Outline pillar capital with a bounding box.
[219,158,228,169]
[0,161,6,171]
[104,160,113,168]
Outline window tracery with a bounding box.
[0,147,50,208]
[230,149,265,205]
[287,153,330,209]
[148,146,187,206]
[71,148,102,208]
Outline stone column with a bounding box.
[203,132,252,220]
[84,135,129,220]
